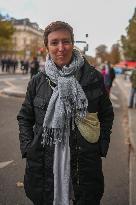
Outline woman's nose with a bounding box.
[58,42,65,51]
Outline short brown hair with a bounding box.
[43,21,74,47]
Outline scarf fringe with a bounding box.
[41,127,65,146]
[41,100,88,147]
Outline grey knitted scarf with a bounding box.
[42,49,88,205]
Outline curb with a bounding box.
[128,110,136,151]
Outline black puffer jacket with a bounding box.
[17,60,114,205]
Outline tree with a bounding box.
[85,55,96,65]
[0,13,15,53]
[121,8,136,60]
[109,44,120,64]
[95,44,109,63]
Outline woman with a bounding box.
[17,21,114,205]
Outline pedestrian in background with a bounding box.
[17,21,114,205]
[128,66,136,108]
[23,59,29,74]
[20,59,25,73]
[102,61,115,94]
[1,57,6,72]
[109,63,116,88]
[5,57,11,73]
[101,62,111,94]
[30,56,39,78]
[12,58,18,74]
[101,64,106,78]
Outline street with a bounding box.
[0,74,129,205]
[0,95,33,205]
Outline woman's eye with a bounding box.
[49,40,72,46]
[50,41,58,46]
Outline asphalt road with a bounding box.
[0,75,129,205]
[0,95,33,205]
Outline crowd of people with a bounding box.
[0,56,45,78]
[0,56,18,73]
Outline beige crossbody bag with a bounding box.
[75,112,100,143]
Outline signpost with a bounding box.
[75,34,89,54]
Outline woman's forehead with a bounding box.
[48,30,71,40]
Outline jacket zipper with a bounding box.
[76,131,79,187]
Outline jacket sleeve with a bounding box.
[17,78,36,158]
[97,74,114,157]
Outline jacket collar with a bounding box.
[78,58,98,86]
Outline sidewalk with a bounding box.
[115,75,136,150]
[115,75,136,205]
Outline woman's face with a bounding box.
[47,30,74,67]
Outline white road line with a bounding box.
[113,103,120,108]
[0,160,14,168]
[0,78,16,82]
[4,80,16,88]
[0,76,29,82]
[110,93,118,101]
[112,82,116,87]
[110,91,120,108]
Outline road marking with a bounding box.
[110,93,118,101]
[0,80,16,94]
[110,92,120,108]
[0,160,14,168]
[0,76,29,82]
[112,82,116,87]
[4,80,16,88]
[112,103,120,108]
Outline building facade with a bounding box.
[11,18,44,58]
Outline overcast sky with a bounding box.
[0,0,136,56]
